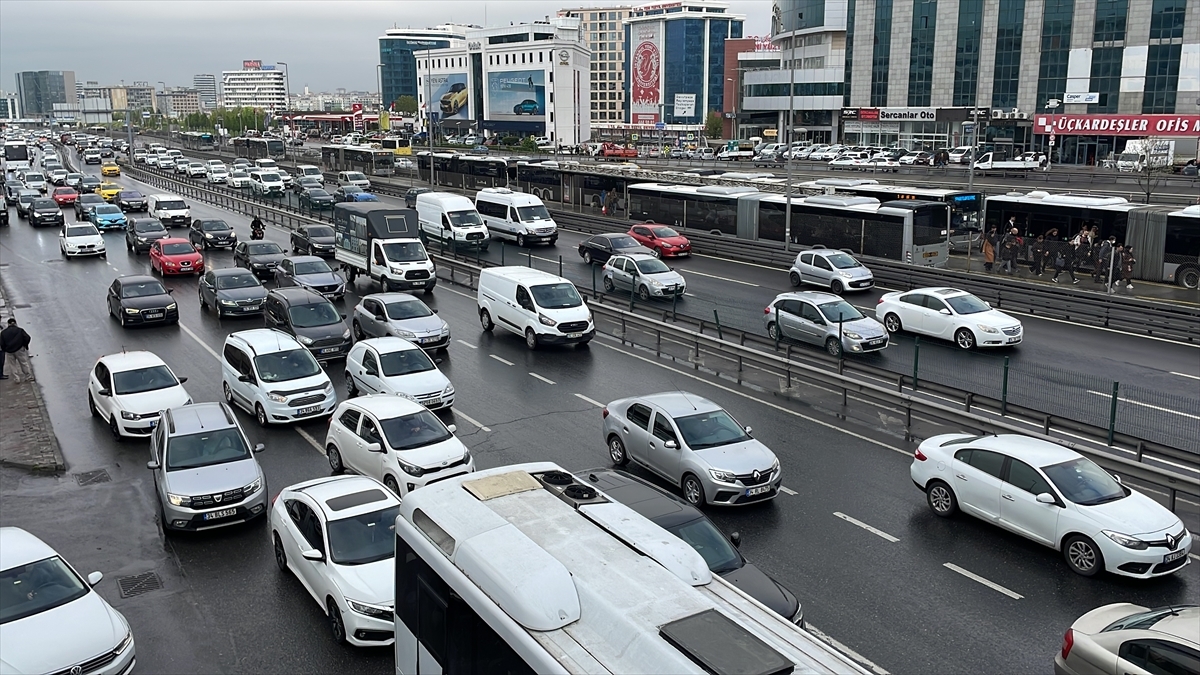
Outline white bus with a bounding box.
[394,462,869,675]
[2,140,31,172]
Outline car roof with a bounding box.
[347,395,427,418]
[578,469,701,528]
[227,328,304,354]
[0,527,60,571]
[358,336,421,354]
[213,267,256,277]
[1148,607,1200,644]
[158,237,190,245]
[285,255,323,264]
[117,274,157,285]
[97,350,168,373]
[619,253,660,262]
[630,391,722,416]
[594,232,635,241]
[364,292,421,304]
[909,287,969,297]
[294,475,402,521]
[268,286,327,305]
[774,290,843,304]
[963,434,1081,467]
[164,402,237,436]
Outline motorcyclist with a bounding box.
[250,216,265,240]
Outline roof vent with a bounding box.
[563,484,597,500]
[805,195,880,208]
[541,470,574,486]
[533,470,608,509]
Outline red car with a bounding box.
[51,187,79,206]
[627,223,692,258]
[149,238,205,276]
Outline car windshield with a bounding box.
[379,410,452,451]
[0,556,90,625]
[651,226,680,238]
[24,174,44,181]
[135,220,166,233]
[380,242,426,263]
[253,348,322,383]
[827,253,861,269]
[158,200,185,210]
[1042,457,1126,506]
[379,348,435,377]
[673,410,751,450]
[666,518,742,574]
[307,189,330,198]
[341,186,363,194]
[327,504,400,565]
[345,172,365,181]
[32,199,56,209]
[530,282,583,309]
[945,294,990,315]
[162,242,194,255]
[165,427,251,471]
[607,235,639,249]
[288,302,341,328]
[260,173,281,182]
[818,300,864,323]
[118,191,143,199]
[307,226,333,238]
[247,243,282,255]
[216,273,261,290]
[384,299,433,320]
[65,225,98,237]
[112,365,177,395]
[94,205,121,215]
[121,281,167,298]
[447,210,482,227]
[232,171,248,178]
[200,220,229,232]
[516,204,551,221]
[294,260,332,275]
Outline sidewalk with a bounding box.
[0,278,65,474]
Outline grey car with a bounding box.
[764,291,888,358]
[233,241,287,278]
[126,218,169,253]
[602,253,686,301]
[788,248,874,293]
[274,255,346,300]
[351,292,450,351]
[602,392,782,507]
[264,287,352,360]
[198,268,268,318]
[146,402,267,532]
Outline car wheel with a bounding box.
[608,436,629,466]
[789,271,801,287]
[830,279,844,294]
[273,532,288,572]
[119,310,128,328]
[1179,267,1200,290]
[525,328,539,350]
[883,313,902,333]
[603,277,615,292]
[955,328,977,350]
[384,475,400,495]
[352,320,364,341]
[345,373,358,398]
[638,285,651,302]
[255,403,269,427]
[327,598,347,645]
[126,239,133,252]
[327,444,344,474]
[681,474,705,507]
[651,247,661,258]
[825,337,843,358]
[582,250,592,265]
[926,480,958,517]
[222,381,234,405]
[88,392,99,418]
[480,309,494,332]
[517,233,526,247]
[1063,535,1104,577]
[109,416,123,442]
[767,322,783,341]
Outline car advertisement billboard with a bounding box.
[630,23,662,124]
[429,73,470,121]
[487,70,545,122]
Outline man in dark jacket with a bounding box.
[0,318,32,382]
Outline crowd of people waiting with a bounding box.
[981,218,1137,291]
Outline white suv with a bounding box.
[206,164,229,184]
[250,170,285,197]
[221,329,337,427]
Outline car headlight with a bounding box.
[137,237,147,242]
[399,460,424,477]
[205,233,213,239]
[167,493,192,507]
[267,392,288,403]
[538,313,557,327]
[1103,530,1149,550]
[440,323,450,335]
[342,329,351,340]
[114,628,133,655]
[124,308,140,315]
[218,299,237,307]
[843,331,863,340]
[647,278,663,287]
[166,303,177,311]
[323,382,335,395]
[120,410,139,421]
[165,261,177,267]
[442,384,455,397]
[346,599,392,620]
[297,335,314,345]
[392,328,416,338]
[976,324,1000,334]
[709,469,737,483]
[243,477,262,495]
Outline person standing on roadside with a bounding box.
[1093,236,1116,283]
[983,227,997,272]
[1052,240,1079,284]
[1000,227,1021,275]
[1120,245,1137,290]
[1030,235,1046,276]
[0,318,32,382]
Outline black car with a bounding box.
[263,287,351,360]
[289,224,336,256]
[28,198,64,227]
[4,180,24,205]
[106,275,178,327]
[578,233,652,265]
[579,469,803,625]
[115,190,147,212]
[291,176,323,195]
[74,194,107,221]
[189,219,237,249]
[198,268,267,318]
[233,241,287,277]
[403,187,432,209]
[99,147,115,158]
[125,218,169,253]
[79,176,102,194]
[299,188,334,210]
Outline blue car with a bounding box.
[89,204,128,231]
[513,99,540,115]
[333,186,380,203]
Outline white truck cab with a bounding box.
[332,204,437,294]
[146,194,191,228]
[474,187,558,247]
[415,192,490,251]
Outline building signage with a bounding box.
[840,108,859,120]
[1037,114,1200,136]
[673,93,696,119]
[858,108,879,121]
[468,41,482,51]
[558,49,570,65]
[878,107,936,121]
[243,60,262,70]
[636,1,683,11]
[1063,92,1099,104]
[630,23,662,125]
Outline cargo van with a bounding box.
[249,170,285,197]
[296,164,323,180]
[415,192,490,251]
[146,194,191,228]
[477,266,593,350]
[474,187,558,247]
[254,158,278,171]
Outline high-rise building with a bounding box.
[0,92,20,120]
[193,74,218,108]
[221,62,287,109]
[157,89,202,118]
[14,70,76,117]
[379,25,469,109]
[557,6,632,124]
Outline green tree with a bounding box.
[705,110,723,139]
[393,95,418,114]
[521,136,539,152]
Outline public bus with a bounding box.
[240,137,285,160]
[985,192,1200,287]
[393,463,869,675]
[320,145,395,177]
[415,151,508,191]
[2,140,31,172]
[380,136,412,156]
[180,131,217,151]
[796,178,983,247]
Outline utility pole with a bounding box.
[1045,98,1060,172]
[783,44,795,251]
[967,106,978,192]
[424,49,436,186]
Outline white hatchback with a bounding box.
[344,337,454,410]
[87,350,191,439]
[877,287,1023,349]
[221,329,337,427]
[911,433,1192,578]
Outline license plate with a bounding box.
[1007,337,1021,344]
[746,485,772,496]
[423,398,442,408]
[409,281,425,287]
[869,339,886,346]
[203,508,237,521]
[420,337,437,344]
[144,312,164,320]
[241,306,257,312]
[298,405,323,415]
[319,347,338,354]
[566,332,582,339]
[1164,549,1187,563]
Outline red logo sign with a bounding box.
[858,108,879,121]
[631,40,660,107]
[242,60,262,70]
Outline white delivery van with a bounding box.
[474,187,558,247]
[477,266,593,350]
[249,170,285,197]
[296,164,323,180]
[254,158,278,171]
[415,192,490,251]
[146,194,191,228]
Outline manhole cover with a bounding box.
[117,572,163,598]
[74,469,111,486]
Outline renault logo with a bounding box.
[752,470,760,481]
[1166,533,1179,550]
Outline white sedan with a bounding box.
[911,433,1191,578]
[87,351,191,439]
[876,287,1022,349]
[344,337,454,410]
[271,475,400,647]
[60,223,107,259]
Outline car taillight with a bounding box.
[914,448,928,461]
[764,307,772,314]
[877,297,885,304]
[1061,628,1073,660]
[601,406,609,419]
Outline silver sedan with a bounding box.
[351,292,450,352]
[602,253,686,301]
[764,291,888,357]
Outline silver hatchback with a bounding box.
[764,291,888,357]
[602,253,686,301]
[789,248,874,293]
[351,292,450,351]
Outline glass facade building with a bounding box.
[14,70,76,118]
[379,26,466,109]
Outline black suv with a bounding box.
[288,224,336,256]
[263,287,351,361]
[189,219,237,249]
[28,198,64,227]
[79,176,102,194]
[126,218,169,253]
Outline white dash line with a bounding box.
[1086,390,1200,420]
[529,372,556,385]
[779,486,798,496]
[1190,553,1200,562]
[834,512,899,542]
[453,410,491,433]
[683,269,760,286]
[179,322,221,361]
[489,354,514,366]
[1171,372,1200,381]
[573,393,605,407]
[455,339,477,349]
[296,428,325,455]
[943,563,1023,600]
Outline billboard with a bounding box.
[630,23,662,124]
[487,70,545,122]
[429,73,470,121]
[243,60,262,70]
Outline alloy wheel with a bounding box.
[955,328,976,350]
[608,437,628,466]
[273,533,287,571]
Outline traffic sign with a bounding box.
[1049,133,1056,143]
[1049,140,1056,146]
[962,123,975,134]
[686,132,694,141]
[654,122,665,130]
[631,133,639,141]
[142,111,151,119]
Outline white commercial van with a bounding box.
[249,170,285,197]
[146,194,191,228]
[415,192,490,251]
[295,164,323,180]
[477,266,593,350]
[254,158,278,171]
[473,187,558,247]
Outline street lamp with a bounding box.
[1045,98,1061,172]
[783,47,796,251]
[726,77,738,141]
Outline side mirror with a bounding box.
[238,374,253,383]
[447,424,457,433]
[146,460,160,470]
[340,313,347,320]
[98,388,111,397]
[166,288,174,294]
[253,443,265,453]
[744,426,753,435]
[1035,492,1057,504]
[729,532,741,548]
[939,308,951,315]
[301,549,324,562]
[366,442,383,453]
[664,439,678,450]
[1111,474,1123,484]
[87,571,104,587]
[365,367,378,376]
[431,309,438,314]
[433,358,443,364]
[177,376,188,384]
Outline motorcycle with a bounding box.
[250,221,265,240]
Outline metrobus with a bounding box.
[393,463,869,675]
[180,131,217,151]
[239,137,285,160]
[380,136,412,156]
[416,151,508,190]
[797,178,983,247]
[320,145,395,177]
[985,192,1200,287]
[2,140,30,172]
[628,182,950,266]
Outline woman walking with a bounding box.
[1120,246,1137,290]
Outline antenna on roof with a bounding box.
[678,390,698,411]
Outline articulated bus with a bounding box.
[796,178,983,246]
[415,151,508,191]
[180,131,217,151]
[320,145,395,177]
[380,136,412,156]
[235,137,286,160]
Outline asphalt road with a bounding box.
[1,160,1198,675]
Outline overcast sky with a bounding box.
[1,0,771,94]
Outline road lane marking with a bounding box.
[574,393,605,407]
[779,485,798,496]
[683,269,759,286]
[437,285,475,300]
[529,372,556,385]
[996,308,1200,347]
[691,253,783,273]
[296,428,325,455]
[1171,372,1200,381]
[455,339,477,349]
[805,624,891,675]
[490,354,514,366]
[943,563,1023,600]
[453,410,491,432]
[1086,390,1200,420]
[179,322,221,361]
[834,512,899,542]
[1190,553,1200,562]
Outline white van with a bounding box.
[415,192,490,251]
[249,170,285,197]
[296,164,323,180]
[477,266,593,350]
[254,158,278,171]
[146,194,191,228]
[474,187,558,247]
[948,146,974,164]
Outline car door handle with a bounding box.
[622,426,629,433]
[1002,494,1014,501]
[955,474,967,481]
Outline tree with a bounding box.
[393,95,418,114]
[705,110,723,139]
[1132,136,1174,204]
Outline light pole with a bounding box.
[157,81,167,132]
[726,77,738,140]
[277,62,290,138]
[1045,98,1060,172]
[783,46,796,251]
[423,49,435,185]
[967,106,979,191]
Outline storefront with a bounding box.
[1032,114,1200,167]
[840,107,991,150]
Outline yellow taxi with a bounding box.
[98,182,123,202]
[101,161,121,177]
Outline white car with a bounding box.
[186,162,207,178]
[60,223,107,259]
[270,475,400,646]
[229,170,252,189]
[87,350,191,439]
[146,154,161,167]
[899,151,932,165]
[206,165,229,184]
[855,157,900,172]
[48,168,69,184]
[221,329,336,427]
[344,337,454,409]
[876,287,1023,349]
[323,396,473,497]
[1054,603,1200,675]
[828,155,863,169]
[911,433,1192,578]
[0,528,136,675]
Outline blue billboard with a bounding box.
[486,70,545,122]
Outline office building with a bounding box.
[193,74,218,108]
[0,93,19,121]
[379,25,469,109]
[221,62,288,110]
[558,5,633,123]
[157,89,202,118]
[14,70,76,118]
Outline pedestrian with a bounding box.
[1030,235,1046,276]
[1051,242,1078,284]
[1120,245,1137,290]
[982,227,997,272]
[1093,236,1115,283]
[0,318,32,382]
